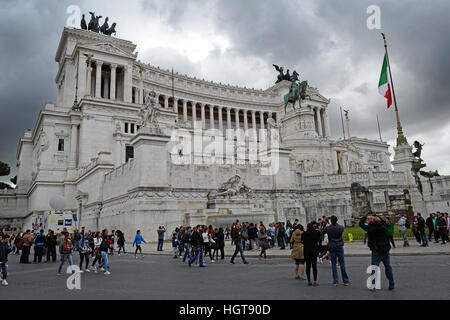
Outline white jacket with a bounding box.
[94,237,102,249]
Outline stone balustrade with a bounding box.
[301,170,407,189]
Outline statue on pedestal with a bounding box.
[137,91,160,131]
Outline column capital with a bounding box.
[95,60,103,66]
[110,63,118,69]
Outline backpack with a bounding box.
[405,219,410,229]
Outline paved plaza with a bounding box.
[2,242,449,300]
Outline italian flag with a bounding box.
[378,54,392,108]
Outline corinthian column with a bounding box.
[183,100,188,123]
[226,107,231,129]
[218,106,223,131]
[209,105,215,129]
[110,64,117,100]
[95,60,103,98]
[235,109,240,129]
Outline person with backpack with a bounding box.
[97,235,111,275]
[77,234,91,273]
[33,229,46,263]
[359,213,395,291]
[91,232,103,271]
[57,233,75,275]
[397,214,410,247]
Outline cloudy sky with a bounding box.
[1,0,450,180]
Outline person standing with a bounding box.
[397,214,410,247]
[172,232,179,259]
[132,230,146,258]
[20,230,33,264]
[277,223,286,250]
[426,213,435,241]
[182,227,193,263]
[57,233,75,275]
[301,222,321,286]
[97,235,111,275]
[436,212,448,244]
[77,234,91,272]
[359,213,395,291]
[33,229,46,263]
[202,226,215,262]
[290,224,306,280]
[230,223,248,265]
[46,230,57,262]
[189,226,206,267]
[385,217,396,248]
[257,225,269,260]
[213,228,225,260]
[323,216,350,286]
[417,213,428,247]
[117,230,126,255]
[157,226,166,251]
[0,233,11,286]
[108,230,115,255]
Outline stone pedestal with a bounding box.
[391,142,426,214]
[130,127,171,187]
[280,107,318,143]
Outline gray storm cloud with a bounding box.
[1,0,449,181]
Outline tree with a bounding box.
[0,161,10,177]
[0,161,12,189]
[10,175,17,185]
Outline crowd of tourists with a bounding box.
[0,210,448,289]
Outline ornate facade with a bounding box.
[1,27,449,239]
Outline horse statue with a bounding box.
[88,12,102,32]
[284,80,310,113]
[104,23,117,36]
[273,64,285,83]
[100,17,109,34]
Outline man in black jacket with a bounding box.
[417,213,428,247]
[189,226,205,267]
[323,216,350,286]
[359,213,395,291]
[425,213,435,241]
[46,230,57,262]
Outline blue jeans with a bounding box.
[99,251,109,272]
[420,232,429,246]
[371,250,395,289]
[0,262,7,279]
[189,246,204,266]
[330,247,350,284]
[117,244,126,254]
[230,243,247,263]
[58,253,73,273]
[183,244,192,262]
[157,239,164,251]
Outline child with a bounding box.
[0,233,12,286]
[172,232,179,259]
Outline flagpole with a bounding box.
[376,114,383,142]
[381,33,407,146]
[340,106,346,140]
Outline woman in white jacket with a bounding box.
[202,227,215,263]
[91,232,103,272]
